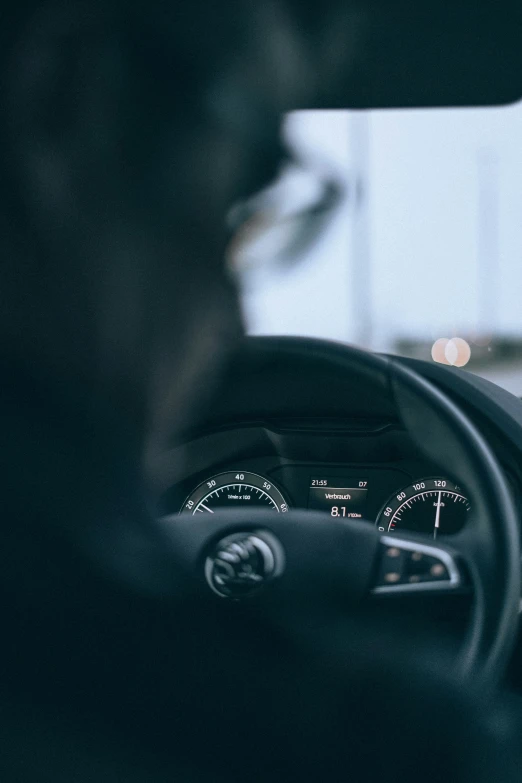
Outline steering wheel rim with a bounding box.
[390,357,520,683]
[275,337,520,684]
[159,338,520,687]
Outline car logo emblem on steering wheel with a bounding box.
[204,531,283,598]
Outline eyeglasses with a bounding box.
[200,74,346,279]
[226,160,345,282]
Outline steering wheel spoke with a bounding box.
[372,534,468,595]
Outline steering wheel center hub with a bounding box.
[204,531,284,598]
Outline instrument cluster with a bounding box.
[176,467,471,540]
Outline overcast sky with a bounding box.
[242,102,522,353]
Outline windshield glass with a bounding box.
[237,103,522,396]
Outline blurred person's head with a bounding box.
[0,0,358,475]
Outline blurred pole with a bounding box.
[350,112,373,349]
[476,148,499,336]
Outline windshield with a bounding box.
[237,103,522,396]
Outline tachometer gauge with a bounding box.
[376,478,471,538]
[180,471,289,515]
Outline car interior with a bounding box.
[163,335,522,683]
[2,2,522,781]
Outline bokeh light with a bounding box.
[451,337,472,367]
[431,337,471,367]
[431,338,450,365]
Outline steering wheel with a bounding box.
[160,341,520,687]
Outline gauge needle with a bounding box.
[434,491,442,539]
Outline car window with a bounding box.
[236,101,522,396]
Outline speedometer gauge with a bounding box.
[180,471,289,515]
[376,478,471,538]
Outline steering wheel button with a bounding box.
[386,547,401,558]
[384,572,402,584]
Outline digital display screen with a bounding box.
[308,478,368,518]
